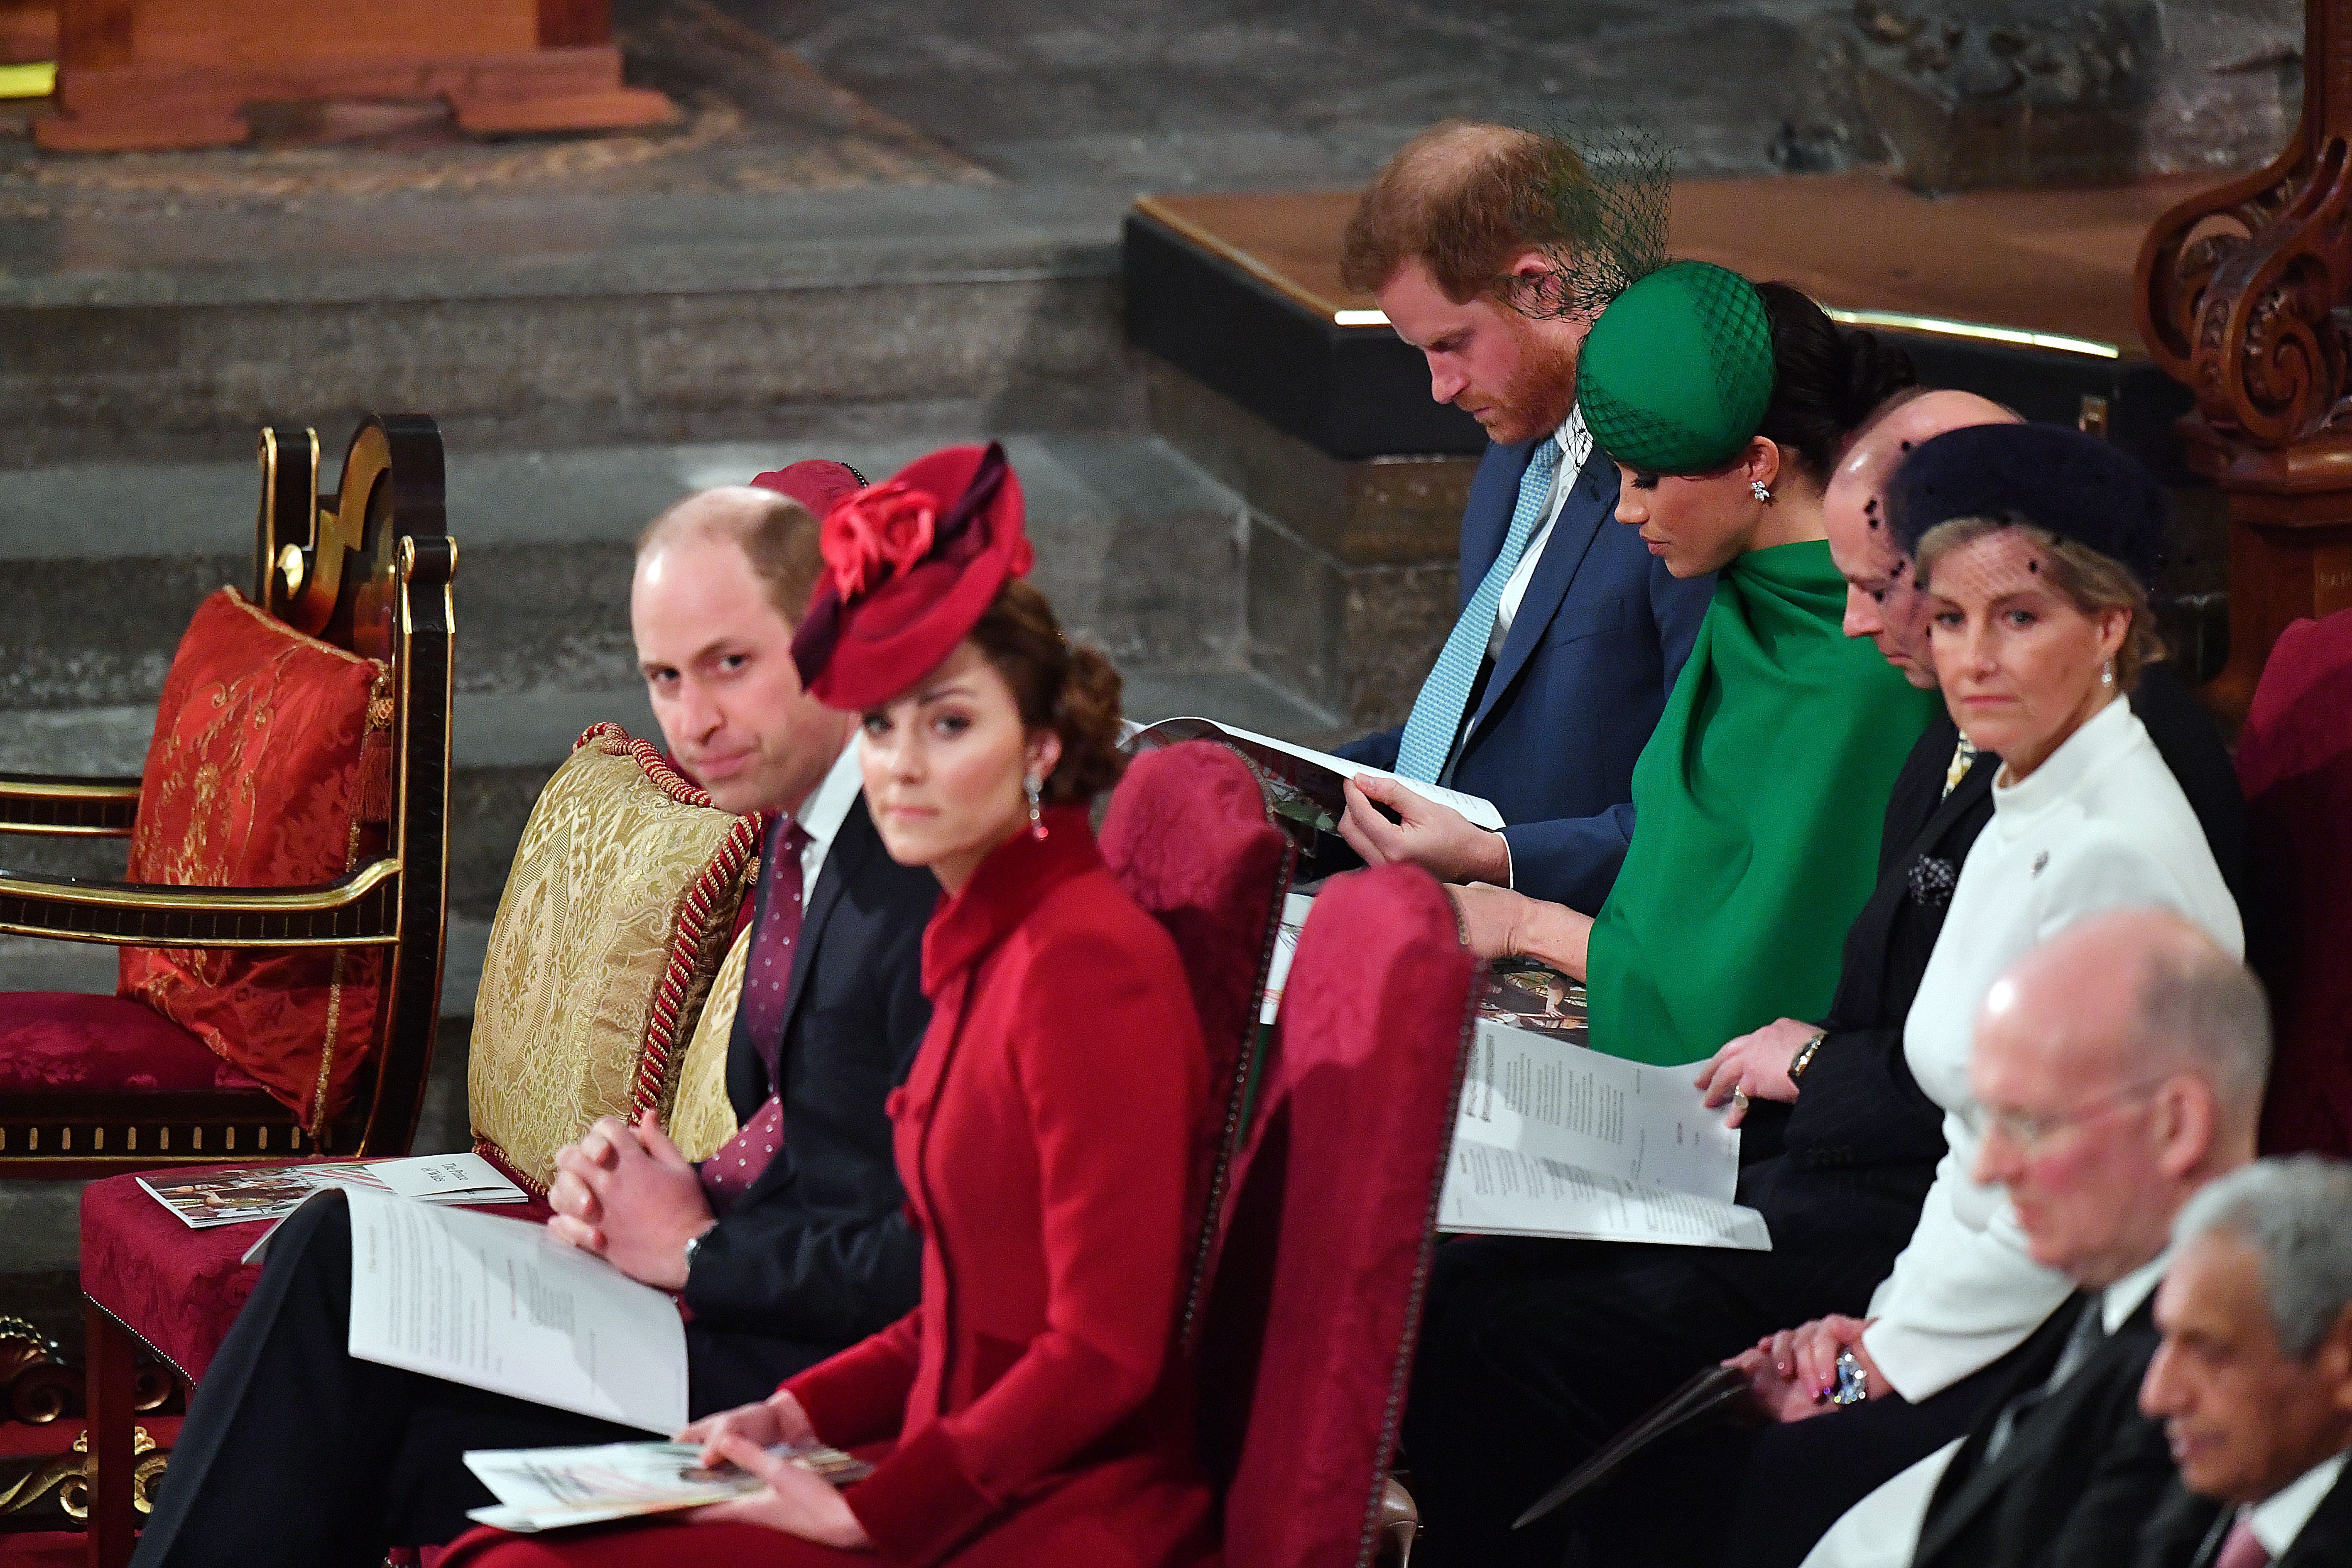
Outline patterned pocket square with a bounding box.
[1908,854,1957,909]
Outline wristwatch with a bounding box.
[1828,1348,1870,1406]
[1788,1031,1828,1086]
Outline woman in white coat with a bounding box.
[1683,424,2244,1568]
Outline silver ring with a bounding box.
[1732,1089,1750,1112]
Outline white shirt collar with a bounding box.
[1557,405,1593,472]
[793,737,864,861]
[2250,1449,2348,1554]
[2101,1250,2170,1335]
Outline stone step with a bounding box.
[0,431,1255,709]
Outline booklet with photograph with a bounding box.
[140,1152,527,1230]
[463,1440,874,1533]
[1260,897,1584,1042]
[342,1186,690,1433]
[1125,718,1504,862]
[1440,1021,1770,1251]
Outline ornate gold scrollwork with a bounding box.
[0,1315,77,1426]
[265,422,393,646]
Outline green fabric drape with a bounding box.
[1586,540,1940,1066]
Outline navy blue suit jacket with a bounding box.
[1339,436,1713,912]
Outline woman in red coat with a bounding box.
[445,442,1218,1568]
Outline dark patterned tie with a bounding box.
[698,817,812,1213]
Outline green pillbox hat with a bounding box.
[1576,260,1775,475]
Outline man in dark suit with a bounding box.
[2134,1159,2352,1568]
[130,482,940,1564]
[1779,911,2265,1568]
[1327,121,1713,915]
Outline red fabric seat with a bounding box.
[1098,740,1294,1333]
[2238,608,2352,1156]
[0,994,264,1096]
[79,1169,556,1385]
[1192,863,1476,1568]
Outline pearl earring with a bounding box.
[1751,480,1772,503]
[2101,660,2114,689]
[1025,774,1046,839]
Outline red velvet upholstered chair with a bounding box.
[1098,739,1295,1339]
[0,419,455,1563]
[1192,863,1478,1568]
[2237,608,2352,1156]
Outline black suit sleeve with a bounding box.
[2044,1406,2191,1568]
[682,851,933,1351]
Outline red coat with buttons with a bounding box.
[784,806,1219,1568]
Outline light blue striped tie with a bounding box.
[1394,438,1565,782]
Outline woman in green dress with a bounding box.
[1452,261,1941,1067]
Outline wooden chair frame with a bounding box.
[0,413,455,1177]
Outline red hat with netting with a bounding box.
[790,442,1033,710]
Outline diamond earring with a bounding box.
[1751,480,1772,503]
[2102,660,2115,689]
[1025,774,1046,838]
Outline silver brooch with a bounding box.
[2031,850,2049,877]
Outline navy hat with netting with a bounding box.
[1576,260,1775,476]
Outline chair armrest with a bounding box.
[0,774,142,838]
[0,858,402,948]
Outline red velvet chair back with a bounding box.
[1192,864,1476,1568]
[2238,608,2352,1155]
[1099,739,1296,1342]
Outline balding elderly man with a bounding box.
[1788,910,2265,1568]
[131,479,940,1566]
[2135,1157,2352,1568]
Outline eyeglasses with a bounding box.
[1958,1076,2175,1152]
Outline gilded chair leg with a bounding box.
[1380,1474,1419,1568]
[83,1304,136,1568]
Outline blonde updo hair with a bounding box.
[966,579,1127,805]
[1916,512,2166,691]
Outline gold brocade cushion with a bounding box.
[468,722,757,1191]
[667,925,749,1163]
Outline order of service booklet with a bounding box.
[340,1185,691,1435]
[463,1440,873,1533]
[1440,1020,1772,1251]
[139,1152,527,1230]
[1260,893,1589,1042]
[1125,716,1505,838]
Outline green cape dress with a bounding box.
[1584,539,1941,1066]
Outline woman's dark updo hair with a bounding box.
[1753,281,1918,486]
[967,579,1127,806]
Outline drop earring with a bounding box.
[1025,774,1046,839]
[1751,480,1772,503]
[2102,660,2115,689]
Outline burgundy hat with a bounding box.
[749,459,866,518]
[791,442,1033,710]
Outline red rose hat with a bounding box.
[791,442,1034,709]
[748,458,866,518]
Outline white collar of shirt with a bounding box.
[790,737,864,890]
[2249,1448,2348,1554]
[2101,1250,2169,1335]
[1559,404,1593,472]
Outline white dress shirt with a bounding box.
[794,737,865,892]
[1486,406,1596,657]
[2249,1449,2349,1554]
[1800,1250,2179,1568]
[1863,699,2241,1402]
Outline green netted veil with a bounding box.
[1576,260,1775,476]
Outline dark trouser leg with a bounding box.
[1402,1238,1778,1568]
[1566,1346,2024,1568]
[380,1319,841,1546]
[132,1194,849,1565]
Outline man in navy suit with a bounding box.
[1330,121,1713,914]
[130,483,940,1564]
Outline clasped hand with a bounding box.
[545,1109,715,1290]
[678,1391,871,1549]
[1724,1314,1882,1422]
